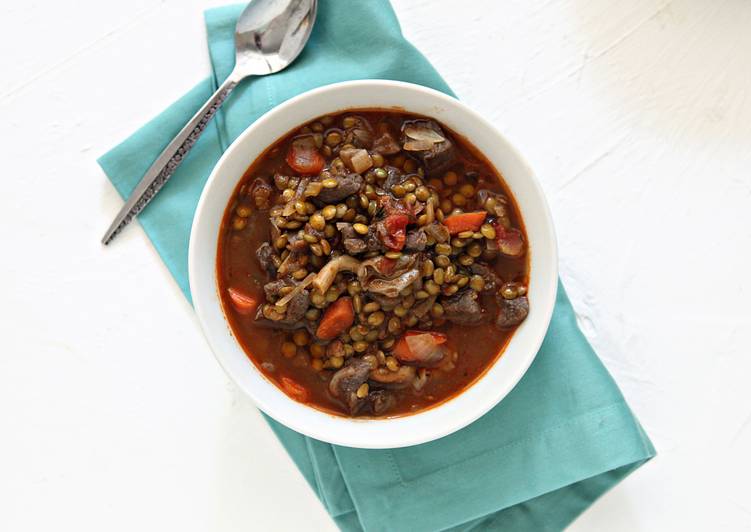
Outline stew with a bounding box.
[217,110,529,417]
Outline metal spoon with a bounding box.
[102,0,318,245]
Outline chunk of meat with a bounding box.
[248,177,273,210]
[442,290,484,325]
[335,222,368,254]
[316,173,363,202]
[372,131,401,155]
[329,358,371,414]
[285,290,310,322]
[400,119,456,177]
[422,222,450,243]
[496,295,529,328]
[470,263,503,292]
[256,242,277,276]
[382,166,408,190]
[263,279,293,300]
[342,116,374,148]
[368,390,396,415]
[404,229,428,251]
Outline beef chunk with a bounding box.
[256,242,277,276]
[404,229,428,251]
[263,279,292,300]
[335,222,369,254]
[470,263,503,292]
[443,290,484,325]
[401,119,456,177]
[496,295,529,328]
[368,390,396,415]
[382,166,408,190]
[372,132,401,155]
[285,290,310,322]
[317,173,363,202]
[329,358,371,414]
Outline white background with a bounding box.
[1,0,750,530]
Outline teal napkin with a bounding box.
[99,3,655,530]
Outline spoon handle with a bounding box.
[102,72,243,245]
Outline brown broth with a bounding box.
[217,109,529,417]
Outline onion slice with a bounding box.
[404,125,445,143]
[275,272,316,308]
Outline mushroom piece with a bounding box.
[329,358,372,414]
[358,254,421,298]
[369,365,416,388]
[311,255,361,294]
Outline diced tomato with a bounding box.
[316,297,355,340]
[443,212,487,235]
[494,223,525,257]
[280,377,309,403]
[227,288,258,316]
[393,330,447,362]
[285,144,324,175]
[381,214,409,250]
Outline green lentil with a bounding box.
[353,223,369,235]
[435,243,452,255]
[469,275,486,292]
[310,213,325,231]
[368,311,386,326]
[281,341,297,358]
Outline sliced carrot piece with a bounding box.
[280,377,309,403]
[443,212,487,235]
[316,297,355,340]
[227,288,258,316]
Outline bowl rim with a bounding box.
[189,79,558,448]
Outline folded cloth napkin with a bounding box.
[99,2,655,530]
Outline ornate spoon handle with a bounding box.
[102,72,242,245]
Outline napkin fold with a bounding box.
[99,2,655,530]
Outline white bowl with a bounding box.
[189,80,557,448]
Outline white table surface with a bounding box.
[2,0,750,530]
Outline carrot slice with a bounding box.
[316,297,355,340]
[227,288,258,316]
[443,212,487,235]
[280,377,309,403]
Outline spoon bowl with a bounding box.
[234,0,318,77]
